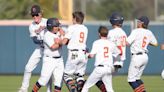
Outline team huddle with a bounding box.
[18,5,158,92]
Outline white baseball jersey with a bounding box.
[19,18,52,92]
[107,27,127,61]
[38,30,64,87]
[127,28,157,82]
[82,39,120,92]
[64,24,88,82]
[29,18,47,41]
[90,39,120,67]
[43,30,62,57]
[64,24,88,50]
[127,28,157,54]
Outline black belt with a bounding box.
[97,65,104,67]
[70,49,85,51]
[46,56,61,59]
[132,52,147,55]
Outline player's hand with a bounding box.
[113,61,123,72]
[54,38,62,45]
[35,26,45,34]
[59,28,65,36]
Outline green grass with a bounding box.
[0,75,163,92]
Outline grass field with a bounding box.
[0,75,163,92]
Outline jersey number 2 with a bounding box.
[104,47,109,58]
[79,32,84,43]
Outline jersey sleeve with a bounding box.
[107,31,115,43]
[90,41,98,55]
[44,33,55,47]
[29,25,37,37]
[149,31,158,45]
[64,26,73,39]
[127,30,136,44]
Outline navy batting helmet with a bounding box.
[47,18,60,31]
[109,12,124,26]
[137,16,149,27]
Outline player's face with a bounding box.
[137,20,143,28]
[52,27,59,33]
[32,13,42,24]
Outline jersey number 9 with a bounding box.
[79,32,84,43]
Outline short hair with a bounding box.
[72,11,84,24]
[98,26,108,37]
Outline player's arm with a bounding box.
[32,36,43,44]
[62,27,72,45]
[87,42,97,59]
[149,43,158,46]
[50,41,60,50]
[35,26,46,34]
[29,26,43,45]
[126,30,136,46]
[62,38,69,45]
[44,33,61,50]
[149,32,158,47]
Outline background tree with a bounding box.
[86,0,133,20]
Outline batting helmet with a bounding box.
[137,16,149,27]
[109,12,124,26]
[47,18,60,31]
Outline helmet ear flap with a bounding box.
[47,26,53,31]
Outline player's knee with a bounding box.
[25,65,33,73]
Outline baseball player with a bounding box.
[32,17,64,92]
[108,12,127,69]
[94,12,127,92]
[18,5,52,92]
[62,11,88,92]
[127,16,158,92]
[81,26,121,92]
[161,70,164,80]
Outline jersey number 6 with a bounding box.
[142,36,147,48]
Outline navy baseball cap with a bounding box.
[31,5,41,15]
[137,16,149,26]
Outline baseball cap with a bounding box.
[30,5,41,15]
[137,16,149,26]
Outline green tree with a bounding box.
[0,0,37,19]
[0,0,59,19]
[86,0,133,20]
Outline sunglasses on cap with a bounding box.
[31,14,39,17]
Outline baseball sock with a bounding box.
[77,80,85,92]
[32,82,41,92]
[96,81,107,92]
[54,86,61,92]
[136,80,146,92]
[66,80,76,92]
[128,81,140,92]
